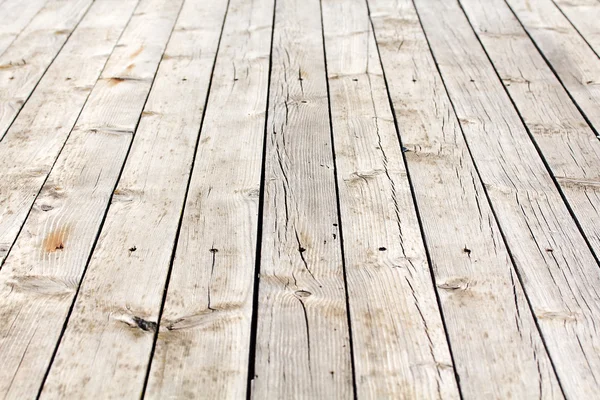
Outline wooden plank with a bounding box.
[0,0,138,267]
[251,0,353,397]
[460,0,600,323]
[41,1,228,397]
[0,0,93,140]
[412,0,600,397]
[321,0,459,398]
[553,0,600,57]
[505,0,600,138]
[0,0,182,398]
[145,0,273,397]
[368,0,562,398]
[0,0,48,57]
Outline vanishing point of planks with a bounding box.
[0,0,599,398]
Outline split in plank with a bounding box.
[251,0,353,397]
[322,0,458,397]
[0,0,181,397]
[414,0,600,397]
[41,0,229,397]
[368,0,562,398]
[505,0,600,139]
[0,0,138,266]
[460,0,600,313]
[146,0,274,395]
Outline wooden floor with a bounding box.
[1,0,600,398]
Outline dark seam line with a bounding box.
[502,0,600,143]
[364,0,464,397]
[0,0,50,59]
[0,0,142,273]
[319,0,358,398]
[458,0,600,268]
[412,0,566,396]
[0,0,96,142]
[245,0,277,397]
[139,0,232,398]
[34,0,187,397]
[549,0,600,60]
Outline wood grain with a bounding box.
[505,0,600,138]
[146,0,274,397]
[0,0,138,266]
[553,0,600,56]
[322,0,459,398]
[40,0,228,397]
[251,0,353,397]
[368,0,563,398]
[0,0,48,57]
[460,0,600,319]
[414,0,600,397]
[0,0,181,398]
[0,0,92,140]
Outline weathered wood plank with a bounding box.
[321,0,458,398]
[0,0,181,398]
[0,0,93,140]
[41,1,228,397]
[553,0,600,57]
[251,0,353,397]
[413,0,600,397]
[0,0,48,57]
[460,0,600,323]
[505,0,600,138]
[368,0,562,398]
[145,0,273,397]
[0,0,138,266]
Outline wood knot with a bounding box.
[132,316,157,332]
[295,290,311,298]
[437,277,470,291]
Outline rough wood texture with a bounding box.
[0,0,180,398]
[0,0,138,267]
[0,0,92,140]
[1,0,600,397]
[460,0,600,311]
[41,1,227,397]
[0,0,48,57]
[251,0,353,397]
[414,0,600,397]
[553,0,600,56]
[368,0,562,398]
[322,0,458,398]
[506,0,600,137]
[146,0,273,397]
